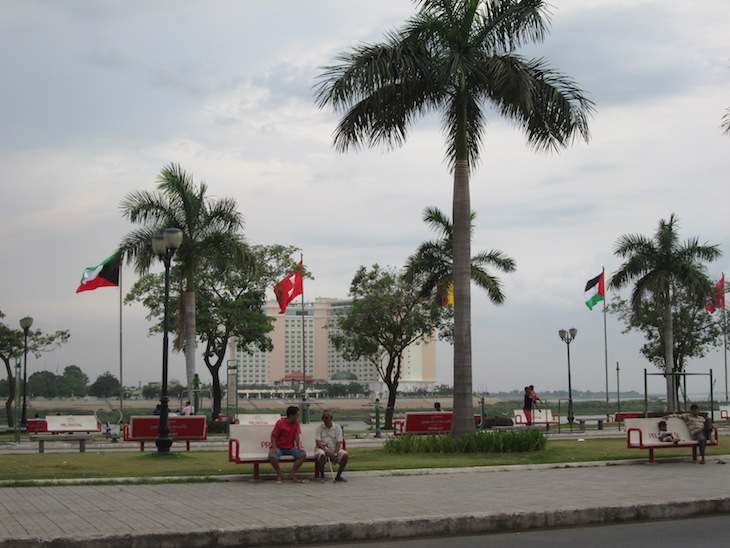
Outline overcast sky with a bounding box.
[1,0,728,398]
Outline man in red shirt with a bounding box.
[268,406,308,483]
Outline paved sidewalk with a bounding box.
[0,455,728,547]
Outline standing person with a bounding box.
[181,401,194,415]
[314,409,349,483]
[664,404,714,464]
[269,406,308,483]
[523,386,534,426]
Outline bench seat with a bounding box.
[29,415,101,453]
[229,423,338,479]
[625,417,719,463]
[123,415,208,451]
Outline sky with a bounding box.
[1,0,728,398]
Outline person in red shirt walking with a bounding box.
[268,406,308,483]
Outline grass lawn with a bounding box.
[0,438,723,485]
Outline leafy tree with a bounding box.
[609,292,726,383]
[142,385,161,400]
[608,214,721,411]
[28,371,59,398]
[330,265,442,428]
[0,311,70,427]
[404,206,515,340]
[126,245,300,418]
[316,0,592,435]
[120,163,255,389]
[59,365,88,397]
[89,372,121,398]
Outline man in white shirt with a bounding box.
[315,409,349,482]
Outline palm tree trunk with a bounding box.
[451,158,474,436]
[663,299,676,412]
[184,291,196,389]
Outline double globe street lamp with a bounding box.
[558,328,577,430]
[19,316,33,428]
[152,228,183,454]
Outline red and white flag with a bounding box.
[706,276,725,313]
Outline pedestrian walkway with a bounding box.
[0,454,728,547]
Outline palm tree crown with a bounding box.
[317,0,592,435]
[119,163,255,387]
[608,214,721,411]
[404,206,516,305]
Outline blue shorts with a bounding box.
[269,447,306,460]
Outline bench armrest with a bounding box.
[228,438,240,463]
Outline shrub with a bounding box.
[383,429,546,454]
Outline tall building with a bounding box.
[227,297,436,387]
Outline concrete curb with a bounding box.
[3,498,729,547]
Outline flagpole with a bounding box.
[723,272,727,403]
[602,266,609,420]
[300,254,306,399]
[119,260,124,410]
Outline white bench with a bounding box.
[229,423,334,479]
[29,415,101,453]
[719,405,730,420]
[626,417,719,463]
[513,409,558,430]
[234,414,281,425]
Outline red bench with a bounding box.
[393,412,482,435]
[123,415,208,451]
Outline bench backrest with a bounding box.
[625,417,694,446]
[235,414,281,425]
[513,409,555,424]
[44,415,101,433]
[126,415,207,440]
[229,422,320,455]
[403,412,453,433]
[720,405,730,420]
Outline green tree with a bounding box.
[316,0,591,435]
[28,371,59,398]
[404,206,515,340]
[120,163,255,390]
[89,372,121,398]
[0,311,70,427]
[608,214,721,411]
[59,365,88,397]
[126,245,300,418]
[330,265,442,429]
[608,291,726,383]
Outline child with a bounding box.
[657,420,680,444]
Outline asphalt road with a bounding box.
[296,514,730,548]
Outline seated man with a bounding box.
[664,404,714,464]
[268,406,308,483]
[315,409,349,483]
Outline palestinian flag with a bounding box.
[584,272,605,310]
[76,254,120,293]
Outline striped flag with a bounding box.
[584,272,605,310]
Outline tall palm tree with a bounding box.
[316,0,592,434]
[608,214,721,412]
[120,163,255,389]
[404,206,515,308]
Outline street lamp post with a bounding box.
[152,228,183,454]
[558,328,577,430]
[19,316,33,428]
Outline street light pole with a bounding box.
[19,316,33,428]
[152,228,183,454]
[558,328,577,431]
